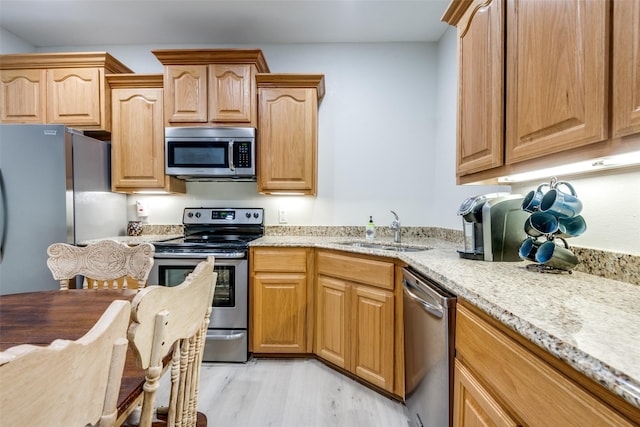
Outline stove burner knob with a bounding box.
[245,212,251,218]
[187,212,194,218]
[253,212,259,218]
[195,212,201,218]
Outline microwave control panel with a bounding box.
[234,142,252,168]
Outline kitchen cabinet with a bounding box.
[442,0,640,184]
[611,0,640,138]
[315,250,399,395]
[107,74,186,194]
[505,0,608,164]
[454,301,638,426]
[250,247,313,354]
[256,74,324,195]
[452,359,519,427]
[152,49,270,128]
[0,52,132,132]
[445,0,504,177]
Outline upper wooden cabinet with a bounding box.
[107,74,185,194]
[447,0,504,176]
[256,74,325,195]
[505,0,608,164]
[443,0,640,184]
[611,0,640,138]
[152,49,270,128]
[0,52,132,132]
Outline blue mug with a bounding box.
[519,237,542,262]
[540,182,582,218]
[521,183,550,213]
[535,238,579,270]
[556,215,587,238]
[524,212,559,237]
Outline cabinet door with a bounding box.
[611,0,640,138]
[315,275,349,369]
[258,87,317,194]
[46,67,102,126]
[505,0,608,163]
[0,69,46,123]
[111,87,166,190]
[208,64,251,123]
[164,65,208,123]
[456,0,504,176]
[352,284,394,392]
[453,359,520,427]
[252,272,308,353]
[457,304,635,426]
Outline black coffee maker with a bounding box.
[457,193,528,261]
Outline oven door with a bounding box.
[149,256,249,362]
[149,256,248,329]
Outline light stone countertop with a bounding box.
[250,235,640,411]
[79,234,183,246]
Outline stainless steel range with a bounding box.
[149,207,264,362]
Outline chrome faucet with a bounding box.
[389,211,401,243]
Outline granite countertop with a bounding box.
[250,235,640,411]
[79,234,183,246]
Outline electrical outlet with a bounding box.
[278,209,288,224]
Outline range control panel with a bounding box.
[182,208,264,225]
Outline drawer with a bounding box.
[456,304,634,426]
[317,251,394,290]
[252,248,308,272]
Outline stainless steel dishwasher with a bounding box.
[403,268,456,427]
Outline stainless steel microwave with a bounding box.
[165,127,256,181]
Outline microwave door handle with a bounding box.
[228,140,235,172]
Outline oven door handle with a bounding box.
[206,332,245,341]
[153,251,247,259]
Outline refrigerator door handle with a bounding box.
[0,168,6,263]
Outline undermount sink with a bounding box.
[339,241,430,253]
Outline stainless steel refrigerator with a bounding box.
[0,124,127,294]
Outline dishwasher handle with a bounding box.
[403,279,444,318]
[402,268,456,319]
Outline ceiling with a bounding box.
[0,0,452,47]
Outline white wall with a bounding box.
[0,28,35,53]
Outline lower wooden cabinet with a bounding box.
[455,302,639,426]
[453,359,519,427]
[315,275,349,367]
[250,247,312,353]
[315,250,397,393]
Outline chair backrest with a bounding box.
[0,299,131,427]
[128,256,216,427]
[47,240,155,290]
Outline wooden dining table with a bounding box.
[0,289,145,425]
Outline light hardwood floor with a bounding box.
[182,358,411,426]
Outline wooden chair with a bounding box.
[127,256,217,427]
[0,299,131,427]
[47,239,155,290]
